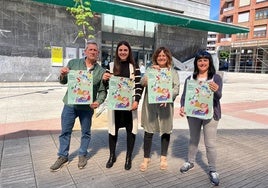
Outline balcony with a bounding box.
[220,37,232,42]
[223,7,234,12]
[207,37,217,41]
[207,43,216,47]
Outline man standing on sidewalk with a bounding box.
[50,40,107,172]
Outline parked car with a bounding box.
[240,61,252,67]
[219,59,229,71]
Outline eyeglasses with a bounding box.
[196,51,211,59]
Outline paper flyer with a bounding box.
[184,79,213,119]
[147,68,173,104]
[107,76,134,110]
[67,70,93,104]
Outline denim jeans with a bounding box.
[58,105,93,157]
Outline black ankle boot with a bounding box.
[106,155,116,168]
[124,157,132,170]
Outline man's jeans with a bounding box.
[58,105,93,157]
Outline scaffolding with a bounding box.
[227,40,268,73]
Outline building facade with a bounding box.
[0,0,211,81]
[218,0,268,73]
[207,32,218,54]
[100,0,211,67]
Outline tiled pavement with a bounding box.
[0,72,268,188]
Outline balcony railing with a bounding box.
[207,37,217,41]
[227,65,268,73]
[220,37,232,42]
[223,7,234,12]
[207,44,216,47]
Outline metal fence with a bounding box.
[226,65,268,73]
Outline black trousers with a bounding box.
[143,131,170,158]
[108,126,136,158]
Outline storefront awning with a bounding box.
[32,0,249,34]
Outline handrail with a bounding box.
[257,46,268,54]
[256,57,268,67]
[227,65,268,73]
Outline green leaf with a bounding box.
[66,0,95,41]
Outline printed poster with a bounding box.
[107,76,134,111]
[51,46,63,66]
[66,47,77,59]
[184,80,213,119]
[79,48,85,58]
[64,47,77,67]
[68,70,93,104]
[147,68,173,104]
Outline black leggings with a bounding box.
[143,132,170,158]
[108,126,136,158]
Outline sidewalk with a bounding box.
[0,72,268,188]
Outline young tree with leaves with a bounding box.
[66,0,95,44]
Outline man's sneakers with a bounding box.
[50,156,68,172]
[209,171,220,186]
[78,155,88,169]
[180,162,194,173]
[50,155,88,172]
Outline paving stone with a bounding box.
[1,74,268,187]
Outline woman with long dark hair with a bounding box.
[179,50,223,186]
[103,41,143,170]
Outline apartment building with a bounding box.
[218,0,268,73]
[207,32,218,54]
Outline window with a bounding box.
[238,12,250,23]
[255,8,268,20]
[254,25,267,38]
[102,14,155,37]
[225,34,231,38]
[236,33,248,39]
[239,0,250,7]
[209,34,216,38]
[256,0,268,3]
[226,16,233,23]
[227,2,234,8]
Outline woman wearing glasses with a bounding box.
[179,50,223,186]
